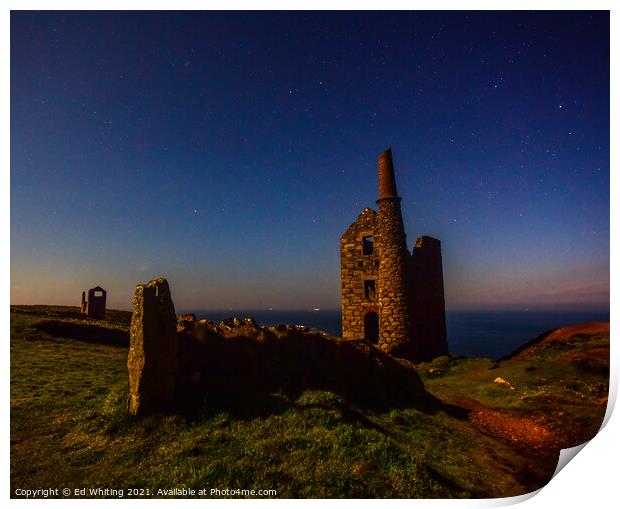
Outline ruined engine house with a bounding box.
[340,148,449,362]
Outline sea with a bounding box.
[179,309,610,360]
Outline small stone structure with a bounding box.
[127,278,178,415]
[340,148,449,362]
[80,286,107,319]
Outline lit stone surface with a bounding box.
[376,195,411,355]
[339,149,449,362]
[340,208,379,341]
[128,277,179,415]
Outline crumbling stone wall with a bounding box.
[340,208,379,340]
[409,236,449,361]
[127,277,433,415]
[80,291,87,314]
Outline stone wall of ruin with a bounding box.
[87,288,106,319]
[408,236,449,361]
[127,277,432,416]
[339,208,379,340]
[340,148,449,363]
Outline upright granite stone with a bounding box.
[127,277,178,415]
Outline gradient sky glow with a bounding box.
[10,11,610,311]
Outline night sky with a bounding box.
[11,11,609,311]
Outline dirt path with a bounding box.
[442,395,564,453]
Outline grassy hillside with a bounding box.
[10,306,609,498]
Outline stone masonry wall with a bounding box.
[376,197,412,356]
[340,208,380,340]
[126,277,432,415]
[409,236,449,361]
[341,149,450,362]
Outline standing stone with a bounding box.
[127,277,178,415]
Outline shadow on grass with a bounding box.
[34,320,129,348]
[173,340,471,426]
[173,329,441,417]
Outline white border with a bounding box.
[4,2,616,507]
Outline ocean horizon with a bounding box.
[178,308,610,360]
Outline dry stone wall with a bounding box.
[126,277,433,414]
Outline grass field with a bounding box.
[10,306,609,498]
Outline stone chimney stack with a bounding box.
[378,148,398,198]
[375,148,412,357]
